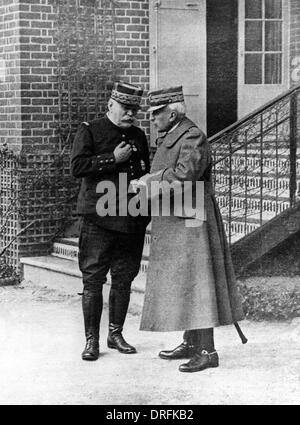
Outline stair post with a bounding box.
[289,93,298,207]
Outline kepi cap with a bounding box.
[147,86,184,112]
[111,81,143,107]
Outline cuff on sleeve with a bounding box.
[95,152,116,172]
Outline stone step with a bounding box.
[52,231,151,264]
[52,240,79,261]
[20,255,147,314]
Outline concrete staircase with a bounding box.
[20,227,151,313]
[231,201,300,275]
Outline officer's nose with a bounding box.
[127,109,134,117]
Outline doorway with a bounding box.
[206,0,238,137]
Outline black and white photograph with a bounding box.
[0,0,299,407]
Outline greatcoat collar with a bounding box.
[157,117,197,148]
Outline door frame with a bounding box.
[149,0,206,145]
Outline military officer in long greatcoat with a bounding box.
[135,86,245,373]
[71,82,150,361]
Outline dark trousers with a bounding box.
[78,217,145,294]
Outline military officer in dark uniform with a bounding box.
[71,82,150,361]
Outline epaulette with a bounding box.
[188,126,201,137]
[82,121,90,126]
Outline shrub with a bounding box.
[238,281,300,321]
[0,259,20,286]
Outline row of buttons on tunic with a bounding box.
[129,158,134,177]
[123,134,136,178]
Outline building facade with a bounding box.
[1,0,300,265]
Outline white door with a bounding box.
[149,0,206,145]
[238,0,289,118]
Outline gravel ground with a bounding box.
[0,280,299,405]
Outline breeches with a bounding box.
[78,217,145,292]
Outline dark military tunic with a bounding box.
[71,115,150,289]
[71,115,150,233]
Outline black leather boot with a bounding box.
[81,289,102,361]
[107,323,137,354]
[107,287,137,354]
[179,350,219,372]
[158,330,197,359]
[179,328,219,372]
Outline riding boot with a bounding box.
[81,289,102,361]
[179,328,219,372]
[107,287,136,354]
[158,330,198,360]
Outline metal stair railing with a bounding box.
[209,84,300,245]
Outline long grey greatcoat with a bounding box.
[140,117,244,332]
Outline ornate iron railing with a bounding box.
[209,84,300,244]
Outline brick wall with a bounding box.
[1,0,151,151]
[1,0,151,267]
[0,0,60,152]
[12,0,62,263]
[1,0,151,149]
[18,0,58,153]
[0,0,22,267]
[114,0,150,136]
[0,0,22,150]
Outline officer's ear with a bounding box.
[169,110,178,123]
[108,99,114,111]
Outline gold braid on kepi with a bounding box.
[147,86,184,112]
[110,81,143,107]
